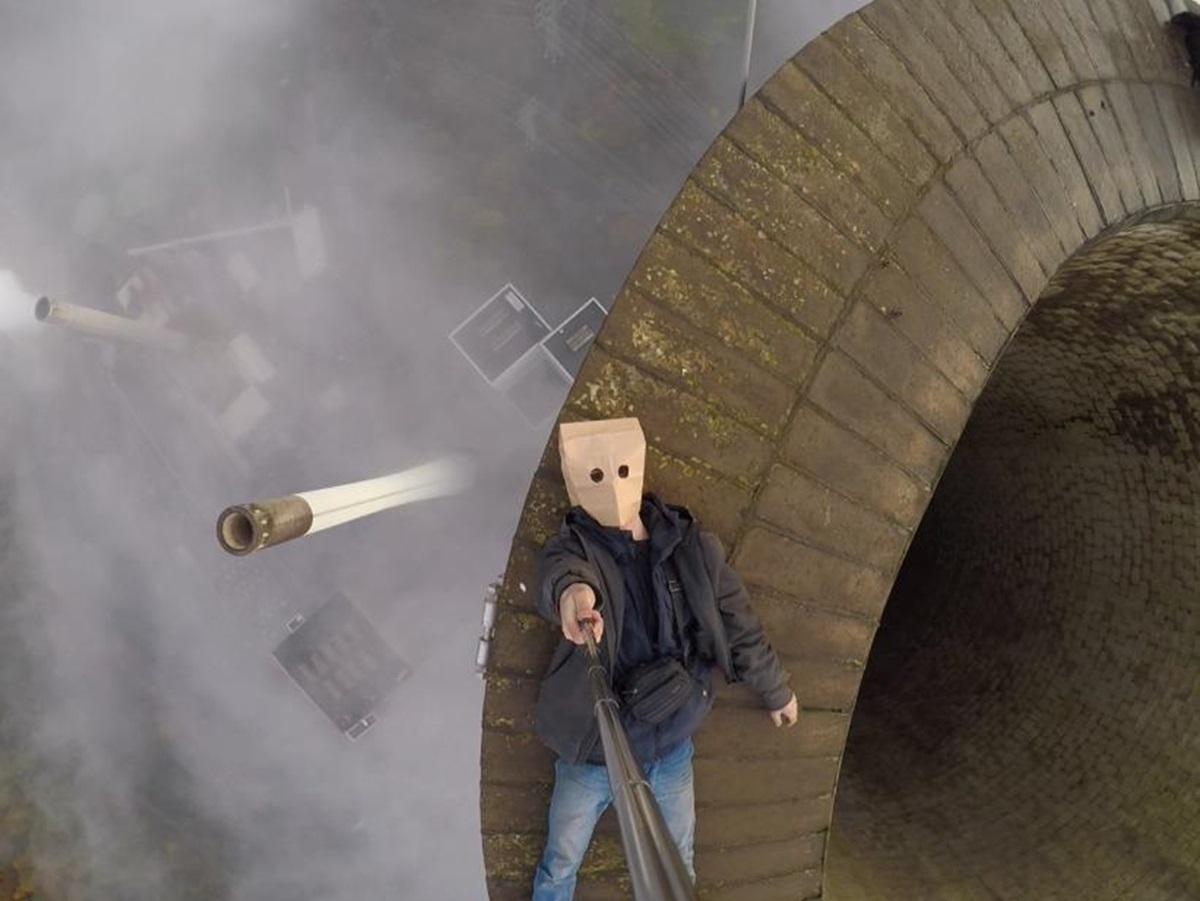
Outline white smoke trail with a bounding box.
[0,269,36,332]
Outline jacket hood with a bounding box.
[566,492,694,565]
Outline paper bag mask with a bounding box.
[558,418,646,528]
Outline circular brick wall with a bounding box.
[481,1,1200,898]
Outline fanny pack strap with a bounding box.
[662,556,691,670]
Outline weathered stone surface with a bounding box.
[1153,85,1200,202]
[747,591,879,663]
[644,445,752,545]
[1003,0,1075,88]
[481,782,552,835]
[627,231,819,385]
[693,756,840,805]
[695,797,833,848]
[694,137,875,294]
[931,0,1035,106]
[860,0,990,139]
[858,262,990,399]
[832,301,973,444]
[1036,0,1099,82]
[1086,0,1139,79]
[1127,82,1182,204]
[1103,81,1163,208]
[1053,91,1124,226]
[1025,100,1104,238]
[598,288,794,435]
[483,675,541,735]
[699,868,823,901]
[969,0,1055,95]
[486,609,554,678]
[906,0,1012,123]
[997,114,1087,255]
[756,462,911,571]
[1059,0,1117,79]
[1076,84,1143,216]
[735,524,893,619]
[566,346,773,484]
[791,37,939,185]
[696,833,825,885]
[481,730,555,786]
[697,708,851,761]
[779,656,866,710]
[513,472,571,549]
[783,403,932,528]
[660,181,847,338]
[495,541,542,612]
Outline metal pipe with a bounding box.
[582,626,697,901]
[216,456,473,556]
[34,296,192,352]
[738,0,758,109]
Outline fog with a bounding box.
[0,2,865,899]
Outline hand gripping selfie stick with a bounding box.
[581,622,697,901]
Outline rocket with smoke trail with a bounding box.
[216,457,474,556]
[34,295,193,352]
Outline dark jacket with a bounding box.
[534,494,792,765]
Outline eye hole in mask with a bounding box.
[590,468,604,483]
[618,465,629,478]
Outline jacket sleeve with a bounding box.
[537,525,604,626]
[701,531,793,711]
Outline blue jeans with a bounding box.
[531,738,696,900]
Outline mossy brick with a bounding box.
[659,180,846,337]
[809,351,948,483]
[1051,91,1124,226]
[695,797,834,849]
[997,115,1088,255]
[1152,86,1200,201]
[699,868,822,901]
[836,302,972,444]
[695,137,875,295]
[1001,0,1075,88]
[791,39,939,187]
[917,180,1032,328]
[1103,81,1163,208]
[1077,85,1144,216]
[859,0,989,140]
[1129,83,1183,205]
[1058,0,1117,79]
[779,656,866,710]
[482,674,540,734]
[858,261,989,399]
[743,592,878,663]
[575,882,630,901]
[495,541,540,612]
[756,462,911,571]
[1085,0,1139,79]
[783,404,932,528]
[566,346,773,484]
[697,707,851,761]
[693,756,840,805]
[598,288,794,435]
[627,231,819,385]
[480,730,554,786]
[931,0,1035,106]
[486,608,554,679]
[888,215,1009,362]
[734,524,893,620]
[696,833,825,885]
[483,833,623,883]
[823,16,962,163]
[513,472,570,548]
[480,781,551,834]
[746,71,909,242]
[1025,101,1104,239]
[643,445,752,544]
[967,0,1054,95]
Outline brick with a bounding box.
[496,541,542,612]
[734,524,893,619]
[820,19,961,163]
[1127,0,1190,84]
[1076,85,1143,217]
[1133,83,1183,204]
[967,0,1055,95]
[1025,100,1104,238]
[908,0,1014,122]
[997,115,1087,255]
[696,834,824,884]
[693,755,839,804]
[483,674,540,734]
[598,289,794,434]
[628,231,819,384]
[1002,0,1076,87]
[1104,81,1163,208]
[1098,0,1158,81]
[695,137,874,294]
[757,462,911,571]
[1057,0,1118,78]
[1085,0,1140,79]
[480,729,555,786]
[1052,91,1124,226]
[889,213,1010,361]
[1152,86,1200,202]
[566,346,774,484]
[860,0,990,139]
[698,709,851,761]
[793,36,940,183]
[833,301,973,443]
[480,782,551,834]
[930,0,1035,107]
[780,655,866,710]
[858,262,990,399]
[699,869,822,900]
[918,179,1033,328]
[514,472,571,549]
[660,180,846,337]
[783,404,932,528]
[487,608,555,678]
[747,593,878,663]
[745,70,911,241]
[695,797,833,847]
[1036,0,1100,81]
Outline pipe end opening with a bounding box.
[34,297,51,322]
[217,507,258,555]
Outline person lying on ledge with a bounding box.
[531,416,799,900]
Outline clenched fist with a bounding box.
[770,693,799,728]
[559,582,604,645]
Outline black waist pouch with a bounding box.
[619,657,696,724]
